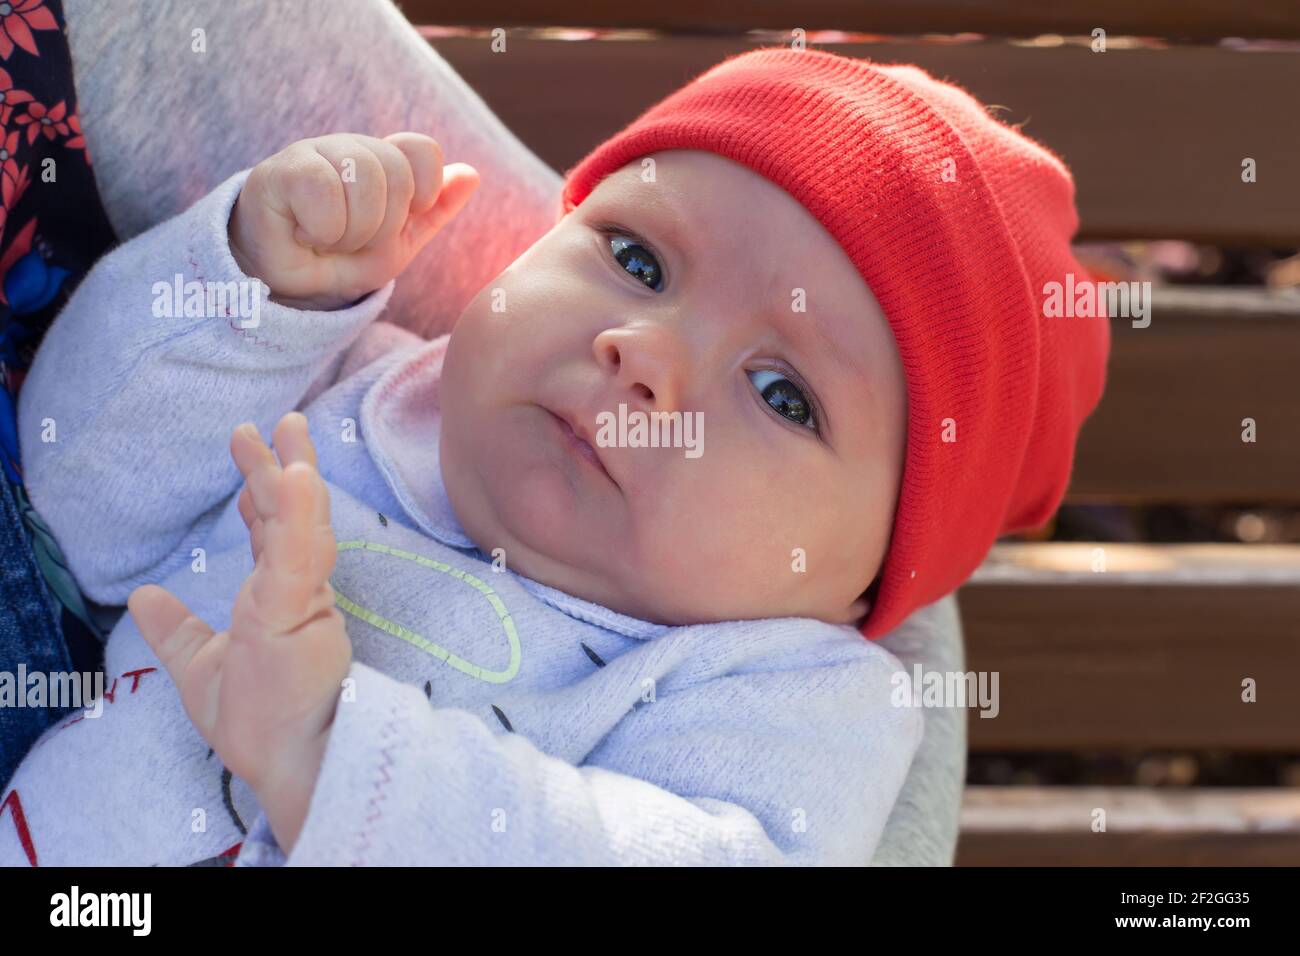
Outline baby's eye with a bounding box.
[607,233,664,291]
[748,369,818,432]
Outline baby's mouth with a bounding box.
[542,406,619,489]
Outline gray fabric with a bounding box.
[65,0,559,342]
[63,0,966,865]
[871,595,967,866]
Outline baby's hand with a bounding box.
[128,412,350,851]
[229,132,479,311]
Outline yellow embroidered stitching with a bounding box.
[331,539,521,684]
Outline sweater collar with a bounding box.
[359,334,669,641]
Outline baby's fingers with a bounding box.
[384,132,443,214]
[231,423,281,521]
[356,137,416,252]
[248,463,336,634]
[271,412,318,470]
[274,145,348,250]
[310,137,387,255]
[271,412,329,526]
[237,485,265,561]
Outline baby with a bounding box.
[0,48,1107,866]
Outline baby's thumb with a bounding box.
[403,162,480,252]
[128,584,214,678]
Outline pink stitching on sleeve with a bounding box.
[184,249,286,353]
[350,708,401,866]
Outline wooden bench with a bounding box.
[401,1,1300,864]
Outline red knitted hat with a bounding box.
[558,47,1110,639]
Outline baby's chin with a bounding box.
[457,504,878,631]
[445,419,879,630]
[464,506,875,628]
[467,505,878,630]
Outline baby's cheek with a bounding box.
[745,477,855,595]
[659,498,771,588]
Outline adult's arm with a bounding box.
[871,594,967,865]
[65,0,559,341]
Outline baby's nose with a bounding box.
[592,324,690,413]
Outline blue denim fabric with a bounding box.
[0,472,76,790]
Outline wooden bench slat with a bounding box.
[1068,288,1300,503]
[431,35,1300,245]
[960,543,1300,751]
[403,1,1300,42]
[958,786,1300,865]
[973,541,1300,584]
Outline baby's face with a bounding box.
[439,150,905,628]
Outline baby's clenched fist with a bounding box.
[229,132,479,311]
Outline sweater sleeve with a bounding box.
[236,643,924,867]
[16,168,394,606]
